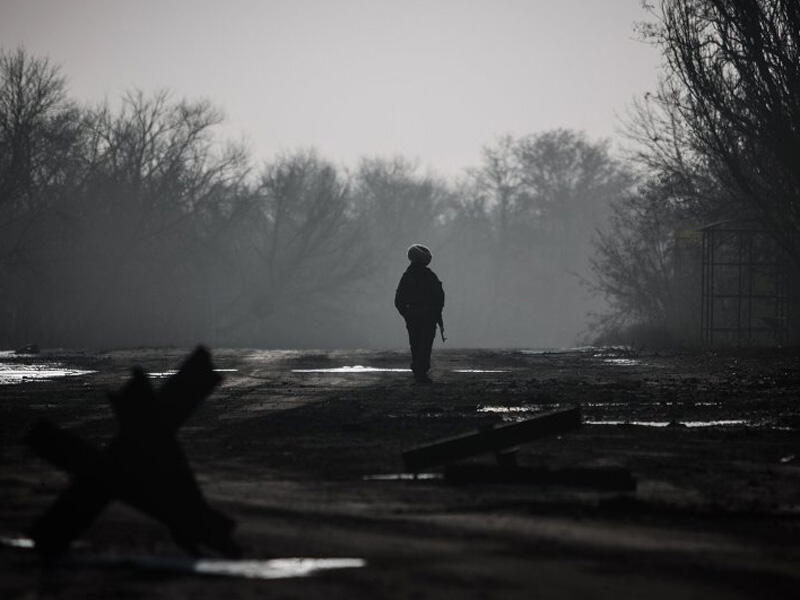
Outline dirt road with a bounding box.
[2,346,800,598]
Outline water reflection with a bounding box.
[363,473,442,481]
[0,536,365,580]
[478,405,545,413]
[586,419,749,428]
[519,346,595,355]
[602,358,641,366]
[292,366,508,374]
[0,363,96,385]
[148,369,238,378]
[292,366,411,373]
[0,536,34,548]
[129,556,366,579]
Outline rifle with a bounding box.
[437,314,447,343]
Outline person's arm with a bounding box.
[434,276,446,341]
[394,274,408,316]
[435,278,444,313]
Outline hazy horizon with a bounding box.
[1,0,662,178]
[0,1,665,350]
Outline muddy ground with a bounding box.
[2,346,800,599]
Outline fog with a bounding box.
[0,0,657,350]
[0,63,631,349]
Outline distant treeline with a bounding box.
[8,0,800,352]
[0,48,633,349]
[590,0,800,346]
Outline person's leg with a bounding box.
[407,318,435,382]
[406,319,419,374]
[406,318,431,381]
[419,320,436,375]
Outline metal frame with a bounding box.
[700,221,790,346]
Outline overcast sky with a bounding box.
[1,0,662,177]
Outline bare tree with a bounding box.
[470,135,524,242]
[649,0,800,263]
[354,156,449,256]
[0,48,87,344]
[589,177,701,343]
[0,48,80,267]
[219,151,373,339]
[53,91,251,344]
[472,131,631,251]
[515,130,633,254]
[464,131,633,345]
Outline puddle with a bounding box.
[602,358,641,366]
[683,420,749,427]
[0,363,96,385]
[587,420,668,427]
[0,536,34,549]
[519,346,595,355]
[363,473,442,481]
[148,371,179,378]
[478,405,545,414]
[0,536,365,580]
[86,555,366,579]
[147,369,238,378]
[292,366,509,374]
[292,365,411,373]
[478,407,754,430]
[586,419,749,428]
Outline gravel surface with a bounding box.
[2,346,800,598]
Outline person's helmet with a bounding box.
[407,243,432,265]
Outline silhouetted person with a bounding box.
[395,244,445,384]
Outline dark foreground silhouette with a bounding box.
[25,346,239,562]
[2,347,800,598]
[395,244,445,384]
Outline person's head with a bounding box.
[407,243,432,266]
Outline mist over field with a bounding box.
[3,0,798,350]
[3,3,800,599]
[0,73,629,349]
[0,1,671,350]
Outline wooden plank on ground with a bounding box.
[443,464,636,490]
[402,406,581,472]
[25,346,238,562]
